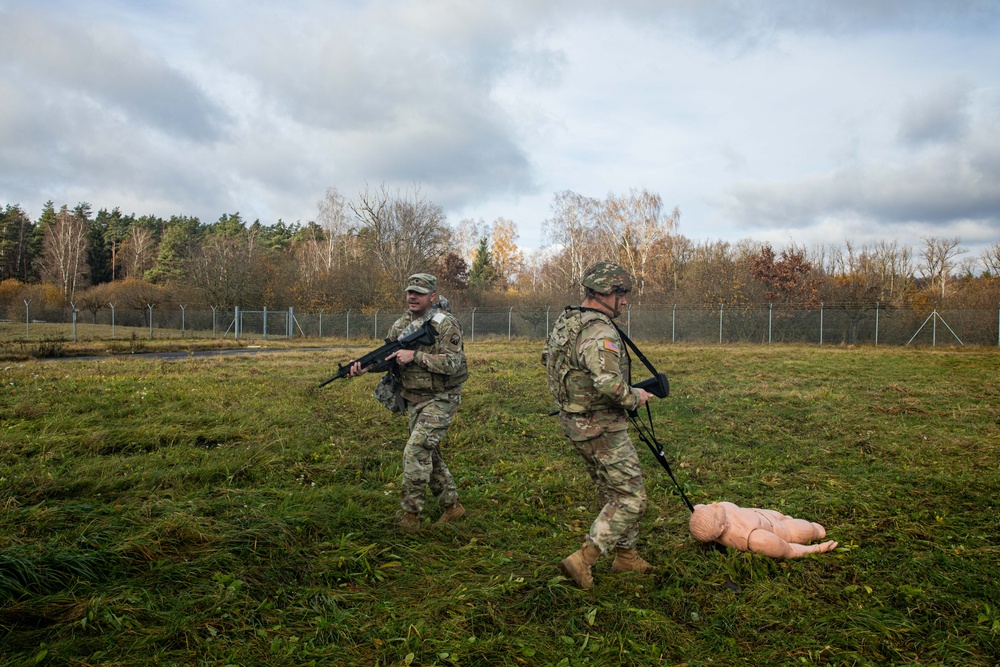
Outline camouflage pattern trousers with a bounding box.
[400,391,461,514]
[567,428,648,553]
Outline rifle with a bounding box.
[318,320,436,388]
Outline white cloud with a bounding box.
[0,6,225,141]
[1,0,999,264]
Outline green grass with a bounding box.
[1,342,998,666]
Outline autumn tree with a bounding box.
[186,213,268,307]
[290,189,368,309]
[919,236,965,302]
[307,188,354,274]
[513,249,547,294]
[748,243,821,309]
[76,282,113,322]
[103,278,169,325]
[121,223,158,279]
[827,242,881,306]
[594,189,679,301]
[543,191,601,293]
[453,218,489,265]
[0,278,27,318]
[39,205,90,301]
[867,239,914,304]
[647,233,694,301]
[544,189,679,301]
[678,240,757,309]
[436,252,470,295]
[352,184,450,296]
[488,218,524,289]
[982,243,1000,277]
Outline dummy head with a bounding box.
[689,503,727,542]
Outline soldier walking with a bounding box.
[543,261,658,588]
[349,273,468,531]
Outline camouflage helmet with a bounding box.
[580,261,633,295]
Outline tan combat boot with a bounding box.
[396,511,420,532]
[559,543,602,589]
[610,548,655,574]
[436,500,466,525]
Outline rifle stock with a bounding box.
[632,372,670,398]
[318,320,436,388]
[547,372,670,417]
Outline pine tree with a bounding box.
[468,236,498,289]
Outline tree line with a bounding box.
[2,185,999,320]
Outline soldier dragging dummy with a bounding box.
[543,261,664,589]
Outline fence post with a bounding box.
[932,304,937,347]
[546,306,550,334]
[264,307,269,340]
[768,303,772,344]
[181,305,186,334]
[819,302,823,346]
[235,306,240,340]
[374,309,379,339]
[346,309,351,340]
[24,299,30,339]
[287,306,293,338]
[672,304,676,343]
[71,302,78,342]
[319,310,323,338]
[718,303,723,344]
[147,304,154,339]
[109,302,116,339]
[627,303,631,337]
[508,307,513,340]
[211,306,217,338]
[875,302,879,347]
[471,307,477,342]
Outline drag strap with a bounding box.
[629,405,696,513]
[570,307,694,513]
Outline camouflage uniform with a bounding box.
[544,288,647,555]
[386,280,468,516]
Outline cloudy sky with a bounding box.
[2,0,999,265]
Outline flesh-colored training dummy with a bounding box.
[689,502,838,558]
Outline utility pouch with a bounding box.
[374,370,405,413]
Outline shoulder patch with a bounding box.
[432,312,447,325]
[603,339,619,352]
[450,333,460,345]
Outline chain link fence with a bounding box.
[7,302,1000,347]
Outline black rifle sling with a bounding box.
[570,307,695,513]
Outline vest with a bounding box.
[392,310,468,398]
[544,307,630,413]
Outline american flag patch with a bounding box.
[603,339,619,352]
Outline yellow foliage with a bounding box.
[0,278,26,308]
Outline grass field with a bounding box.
[1,341,998,666]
